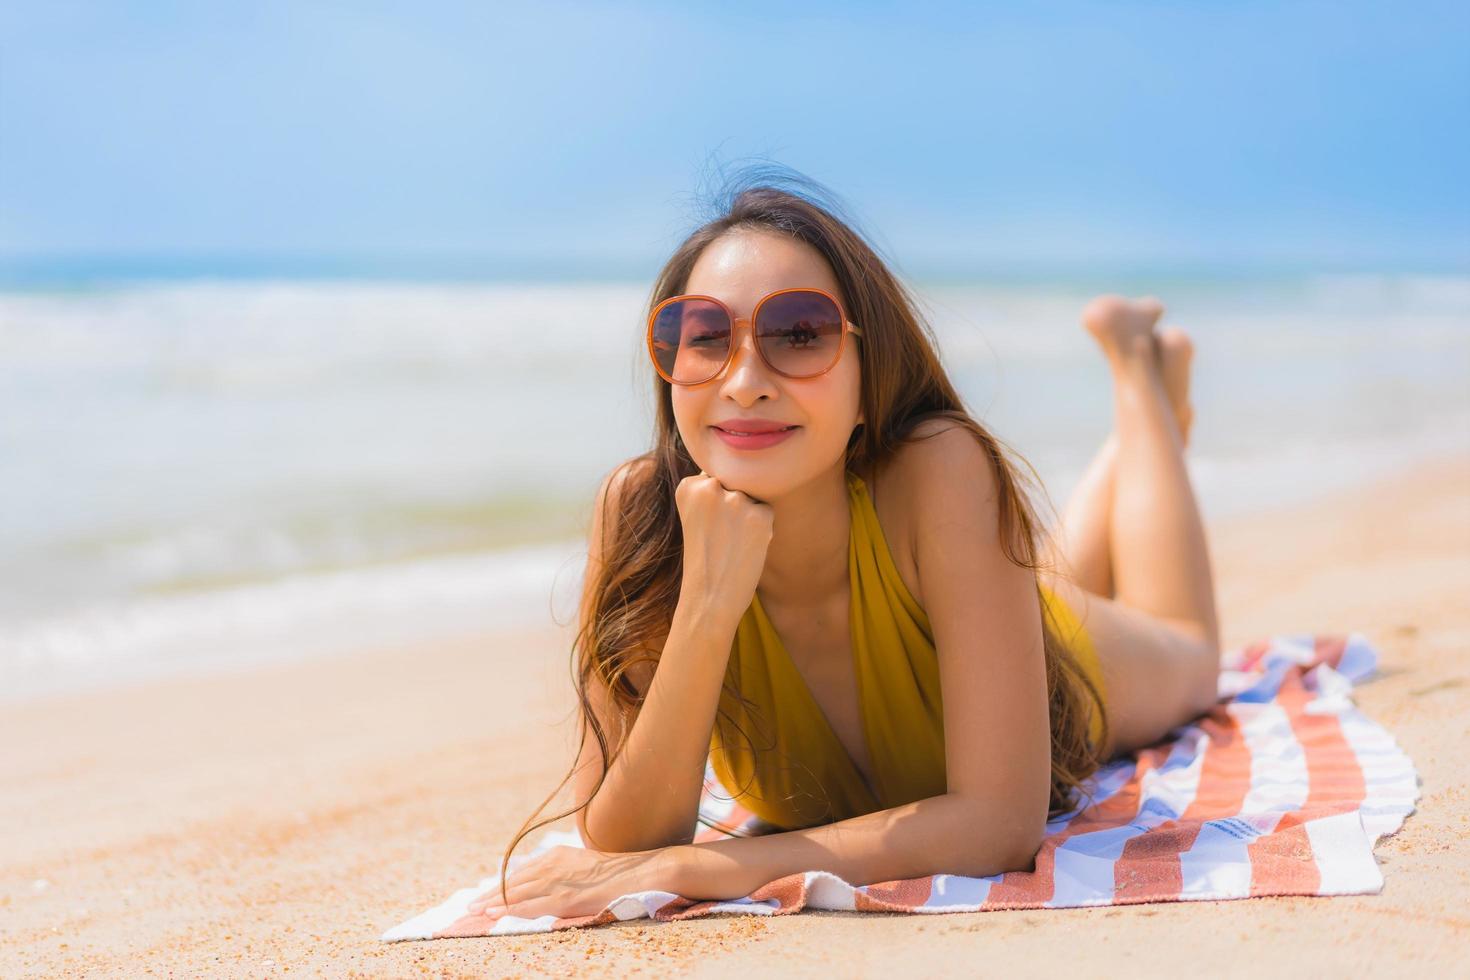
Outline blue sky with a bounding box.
[2,1,1467,278]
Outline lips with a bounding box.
[712,419,799,434]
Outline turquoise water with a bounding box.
[2,273,1466,701]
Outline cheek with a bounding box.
[671,389,705,440]
[807,376,862,435]
[838,361,863,421]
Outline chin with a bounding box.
[708,465,778,500]
[707,456,813,503]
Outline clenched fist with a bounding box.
[674,469,776,626]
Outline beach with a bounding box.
[4,450,1466,977]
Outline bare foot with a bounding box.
[1081,294,1194,447]
[1081,294,1165,362]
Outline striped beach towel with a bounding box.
[382,632,1419,941]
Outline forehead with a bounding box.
[684,229,842,311]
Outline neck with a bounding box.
[755,463,852,604]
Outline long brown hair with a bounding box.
[498,165,1109,891]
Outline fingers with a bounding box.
[476,899,543,922]
[467,878,524,914]
[468,892,552,921]
[476,894,598,923]
[466,892,500,914]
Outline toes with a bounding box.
[1157,324,1194,361]
[1157,327,1193,382]
[1081,294,1167,334]
[1080,294,1130,333]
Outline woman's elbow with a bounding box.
[966,828,1043,878]
[946,799,1046,877]
[1005,802,1050,871]
[1004,825,1046,873]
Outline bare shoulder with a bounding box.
[899,416,988,465]
[585,455,662,695]
[594,455,658,517]
[588,452,661,561]
[866,418,1000,608]
[881,417,998,512]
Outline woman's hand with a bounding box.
[465,845,679,922]
[675,468,775,627]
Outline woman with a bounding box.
[469,175,1221,922]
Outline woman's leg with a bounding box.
[1052,331,1195,599]
[1083,295,1218,651]
[1040,296,1221,754]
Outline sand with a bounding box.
[4,454,1467,977]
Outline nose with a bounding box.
[716,317,778,400]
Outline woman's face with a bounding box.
[671,229,864,503]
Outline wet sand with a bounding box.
[4,454,1467,977]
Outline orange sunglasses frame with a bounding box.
[646,286,864,386]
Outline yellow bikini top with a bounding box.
[707,469,1102,831]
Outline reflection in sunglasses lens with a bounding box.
[758,291,843,377]
[651,299,730,383]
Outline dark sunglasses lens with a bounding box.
[756,291,845,377]
[650,298,730,383]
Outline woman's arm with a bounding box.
[664,789,1038,899]
[475,784,1036,920]
[577,597,741,852]
[573,463,746,853]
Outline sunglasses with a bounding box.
[647,286,863,386]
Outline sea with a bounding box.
[3,270,1467,703]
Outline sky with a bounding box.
[2,0,1468,279]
